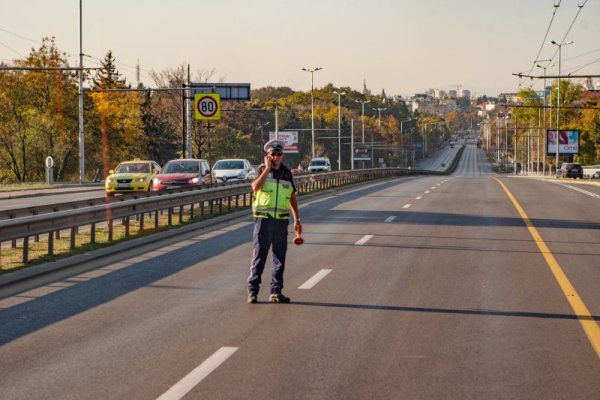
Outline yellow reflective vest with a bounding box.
[253,176,294,219]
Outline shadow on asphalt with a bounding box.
[290,301,600,322]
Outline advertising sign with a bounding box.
[354,145,371,161]
[269,131,299,153]
[546,130,580,155]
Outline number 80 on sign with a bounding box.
[194,93,221,120]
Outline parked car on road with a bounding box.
[211,159,257,183]
[105,160,161,195]
[307,157,332,173]
[556,163,583,179]
[152,159,211,191]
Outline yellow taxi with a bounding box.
[105,160,162,195]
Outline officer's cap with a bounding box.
[264,139,285,153]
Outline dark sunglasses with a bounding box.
[270,151,283,156]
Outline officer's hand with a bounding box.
[294,219,302,234]
[263,155,272,171]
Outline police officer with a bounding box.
[247,139,301,303]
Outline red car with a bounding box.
[152,159,212,190]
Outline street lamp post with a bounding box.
[373,106,387,168]
[400,118,413,167]
[333,90,346,170]
[549,40,573,171]
[78,0,84,183]
[355,100,371,144]
[302,67,323,158]
[536,60,553,176]
[355,99,371,169]
[259,121,270,160]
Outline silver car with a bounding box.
[212,159,257,183]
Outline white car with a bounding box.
[307,157,332,173]
[212,159,257,183]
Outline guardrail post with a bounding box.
[178,206,184,224]
[91,223,96,243]
[125,216,130,237]
[154,210,159,229]
[210,200,214,215]
[168,208,173,226]
[190,203,195,220]
[23,236,29,264]
[70,227,76,249]
[201,201,205,218]
[48,232,54,256]
[108,220,113,242]
[139,214,144,231]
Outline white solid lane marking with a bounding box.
[402,204,411,209]
[415,196,422,200]
[355,235,373,245]
[156,347,238,400]
[424,190,430,194]
[299,269,332,290]
[384,216,397,223]
[556,183,600,199]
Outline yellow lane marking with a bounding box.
[494,178,600,359]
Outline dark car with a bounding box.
[556,163,583,179]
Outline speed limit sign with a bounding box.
[194,93,221,120]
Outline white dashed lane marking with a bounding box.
[299,269,332,290]
[384,216,397,223]
[355,235,373,245]
[156,347,238,400]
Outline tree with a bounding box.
[0,37,79,182]
[89,51,145,177]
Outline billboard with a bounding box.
[269,131,298,153]
[354,145,371,161]
[546,130,580,156]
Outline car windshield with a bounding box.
[310,160,327,166]
[115,163,150,173]
[163,161,199,173]
[214,160,244,170]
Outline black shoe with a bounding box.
[268,293,290,303]
[247,294,257,304]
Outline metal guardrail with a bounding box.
[0,152,462,266]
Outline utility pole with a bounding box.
[78,0,84,183]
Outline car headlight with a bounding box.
[136,177,145,183]
[153,178,161,185]
[189,177,200,184]
[237,171,246,178]
[106,178,114,184]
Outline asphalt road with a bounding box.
[0,145,599,399]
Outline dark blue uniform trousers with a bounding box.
[248,218,289,295]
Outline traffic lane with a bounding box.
[497,177,600,320]
[0,188,106,210]
[291,176,600,398]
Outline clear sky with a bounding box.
[1,0,599,98]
